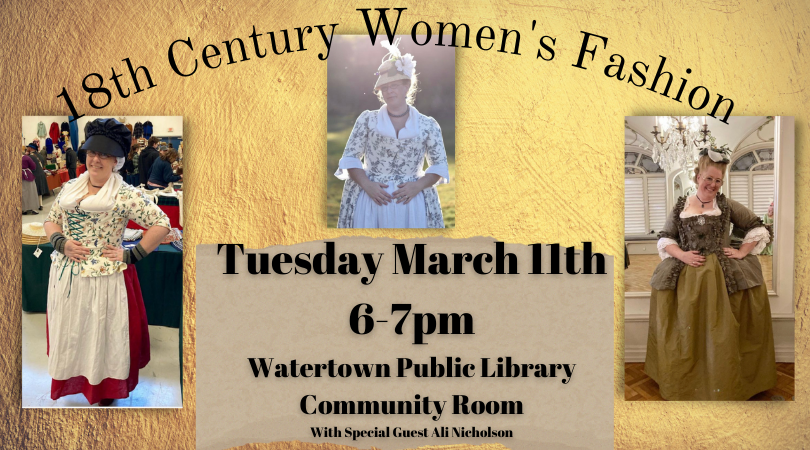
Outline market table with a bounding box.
[128,195,183,230]
[45,173,61,191]
[21,242,182,328]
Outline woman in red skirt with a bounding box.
[44,118,170,406]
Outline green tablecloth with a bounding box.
[157,195,180,206]
[22,243,182,328]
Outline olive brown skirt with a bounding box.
[644,254,777,401]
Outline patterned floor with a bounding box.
[624,254,773,292]
[624,362,794,401]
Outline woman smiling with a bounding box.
[43,118,171,406]
[645,145,776,400]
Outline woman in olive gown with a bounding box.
[645,147,776,401]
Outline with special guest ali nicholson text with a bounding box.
[313,426,514,441]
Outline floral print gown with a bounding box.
[335,107,449,228]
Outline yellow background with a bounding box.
[2,0,808,448]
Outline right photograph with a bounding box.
[623,116,795,401]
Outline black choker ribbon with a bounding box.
[696,194,711,209]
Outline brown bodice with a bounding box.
[650,194,771,295]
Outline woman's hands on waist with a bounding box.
[665,244,705,267]
[64,240,90,263]
[392,174,441,204]
[102,245,124,262]
[44,221,90,263]
[100,225,171,264]
[348,169,441,206]
[360,179,394,206]
[724,241,755,259]
[348,168,394,206]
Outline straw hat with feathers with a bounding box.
[374,38,416,90]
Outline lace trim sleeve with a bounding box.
[334,111,370,180]
[743,226,771,255]
[335,156,364,180]
[657,238,679,260]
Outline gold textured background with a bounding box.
[2,0,808,448]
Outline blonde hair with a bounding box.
[161,149,179,164]
[693,154,728,184]
[375,74,420,106]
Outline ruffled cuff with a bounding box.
[743,226,771,256]
[657,238,679,260]
[424,163,450,185]
[334,156,364,181]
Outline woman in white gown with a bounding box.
[336,38,450,228]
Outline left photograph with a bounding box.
[21,116,184,408]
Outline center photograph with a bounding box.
[326,35,456,229]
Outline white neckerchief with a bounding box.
[377,104,420,139]
[59,172,123,212]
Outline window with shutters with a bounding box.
[625,151,666,237]
[728,149,774,216]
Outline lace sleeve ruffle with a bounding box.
[657,238,679,260]
[424,163,449,184]
[334,111,371,181]
[334,156,364,181]
[743,226,771,256]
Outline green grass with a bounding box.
[437,150,456,229]
[326,124,353,228]
[327,116,456,228]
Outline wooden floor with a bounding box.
[624,362,794,401]
[624,254,773,293]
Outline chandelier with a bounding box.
[641,116,712,176]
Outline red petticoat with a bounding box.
[47,264,150,405]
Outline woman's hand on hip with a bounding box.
[392,182,422,204]
[102,245,125,262]
[64,240,90,263]
[679,250,705,267]
[361,181,393,206]
[723,247,747,259]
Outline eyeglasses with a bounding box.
[86,151,112,160]
[378,82,407,93]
